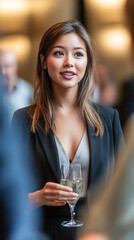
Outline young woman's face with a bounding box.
[44,32,88,90]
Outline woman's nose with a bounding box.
[63,55,74,67]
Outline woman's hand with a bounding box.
[28,182,78,208]
[77,233,109,240]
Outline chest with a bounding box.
[29,116,116,187]
[54,111,86,161]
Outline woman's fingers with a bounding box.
[44,182,78,199]
[44,189,78,197]
[45,194,77,201]
[46,200,67,206]
[44,182,78,197]
[42,182,78,206]
[45,182,73,192]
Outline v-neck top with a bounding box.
[54,131,90,197]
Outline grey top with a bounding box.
[54,131,90,197]
[4,78,33,123]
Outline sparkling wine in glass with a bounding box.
[60,163,83,227]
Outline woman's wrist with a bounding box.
[28,189,44,209]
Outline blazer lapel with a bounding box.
[87,123,103,188]
[34,115,104,186]
[36,118,61,183]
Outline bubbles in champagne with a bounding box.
[67,179,83,205]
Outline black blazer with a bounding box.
[11,103,123,240]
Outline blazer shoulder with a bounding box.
[93,103,123,148]
[93,102,118,119]
[13,106,31,120]
[12,106,32,130]
[92,102,121,130]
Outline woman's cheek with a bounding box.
[47,57,61,72]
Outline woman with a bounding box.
[11,21,123,240]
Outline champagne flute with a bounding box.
[60,163,83,227]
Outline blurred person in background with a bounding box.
[0,77,49,240]
[93,63,117,108]
[77,114,134,240]
[0,50,33,122]
[11,20,123,240]
[116,76,134,129]
[115,0,134,130]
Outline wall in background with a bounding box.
[0,0,133,89]
[84,0,134,86]
[0,0,79,85]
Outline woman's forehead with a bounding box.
[51,32,86,49]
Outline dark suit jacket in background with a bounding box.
[0,82,48,240]
[116,77,134,129]
[11,103,123,240]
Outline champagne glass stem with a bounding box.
[69,204,76,224]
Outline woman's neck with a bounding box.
[53,86,78,114]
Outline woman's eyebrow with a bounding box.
[52,46,64,49]
[52,46,85,51]
[73,47,85,51]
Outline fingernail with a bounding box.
[72,193,78,197]
[67,187,73,191]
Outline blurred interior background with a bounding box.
[0,0,133,112]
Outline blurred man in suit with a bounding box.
[0,78,49,240]
[0,50,33,122]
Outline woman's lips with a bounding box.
[60,71,76,79]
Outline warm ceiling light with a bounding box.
[0,35,31,60]
[0,0,53,16]
[96,27,131,55]
[0,0,31,14]
[88,0,126,8]
[94,0,123,6]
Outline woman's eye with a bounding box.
[54,51,64,56]
[75,52,83,57]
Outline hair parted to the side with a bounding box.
[29,20,103,137]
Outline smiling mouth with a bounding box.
[61,73,74,76]
[60,72,76,76]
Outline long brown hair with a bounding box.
[30,20,103,136]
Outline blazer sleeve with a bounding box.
[113,109,124,155]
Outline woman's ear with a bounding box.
[44,63,47,69]
[40,54,47,69]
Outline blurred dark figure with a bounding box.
[94,63,117,107]
[126,0,134,50]
[0,78,48,240]
[0,50,33,122]
[116,77,134,129]
[114,0,134,130]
